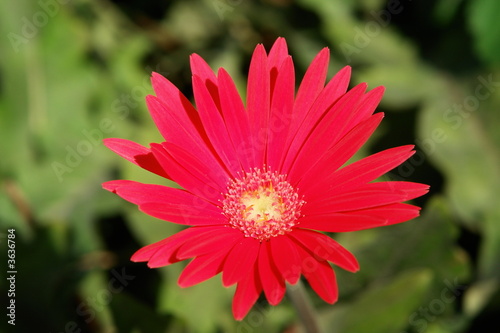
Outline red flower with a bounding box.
[103,38,429,320]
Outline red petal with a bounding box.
[357,202,422,225]
[139,201,225,226]
[176,227,242,259]
[269,235,302,284]
[293,48,330,119]
[190,54,221,111]
[232,263,262,320]
[268,37,289,95]
[217,68,255,171]
[131,227,210,266]
[304,188,409,214]
[289,229,359,272]
[266,57,295,170]
[258,241,286,305]
[145,96,225,173]
[347,86,385,129]
[305,145,415,200]
[308,66,352,120]
[299,213,388,232]
[193,74,240,175]
[284,83,367,177]
[103,138,169,178]
[222,237,260,287]
[150,72,204,134]
[105,180,226,226]
[103,179,213,208]
[279,66,350,171]
[379,181,430,201]
[150,143,224,203]
[299,202,422,232]
[246,44,269,166]
[280,48,330,171]
[162,142,228,193]
[178,250,229,288]
[297,113,383,188]
[294,244,338,303]
[103,179,137,193]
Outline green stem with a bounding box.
[286,280,321,333]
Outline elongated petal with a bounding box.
[131,227,212,266]
[299,213,388,232]
[279,48,330,170]
[278,66,350,170]
[303,65,352,126]
[151,72,203,131]
[246,44,269,166]
[162,142,228,193]
[176,227,242,259]
[193,74,240,175]
[299,202,422,232]
[103,138,169,178]
[293,47,329,118]
[190,53,221,110]
[139,201,225,226]
[347,86,385,129]
[150,73,227,177]
[267,37,289,95]
[266,57,295,170]
[102,180,213,209]
[305,145,415,200]
[222,237,260,287]
[378,181,430,201]
[150,143,224,203]
[289,229,359,272]
[105,179,226,226]
[179,249,231,288]
[258,242,286,305]
[146,226,230,268]
[297,113,383,188]
[286,84,384,181]
[296,245,338,304]
[284,83,367,177]
[217,68,254,170]
[304,188,409,214]
[146,95,225,172]
[357,202,422,225]
[310,65,352,115]
[232,263,262,320]
[103,179,138,193]
[269,235,301,284]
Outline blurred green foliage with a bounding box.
[1,0,499,332]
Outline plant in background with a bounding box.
[103,37,428,324]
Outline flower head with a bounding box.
[103,37,429,319]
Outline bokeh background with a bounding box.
[1,0,500,332]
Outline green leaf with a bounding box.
[159,273,234,333]
[468,0,500,64]
[110,292,171,333]
[417,72,500,282]
[320,268,434,333]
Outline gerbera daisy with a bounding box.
[103,37,429,320]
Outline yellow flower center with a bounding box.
[222,169,305,241]
[240,185,284,225]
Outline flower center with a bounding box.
[222,169,305,241]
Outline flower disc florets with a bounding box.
[222,169,305,241]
